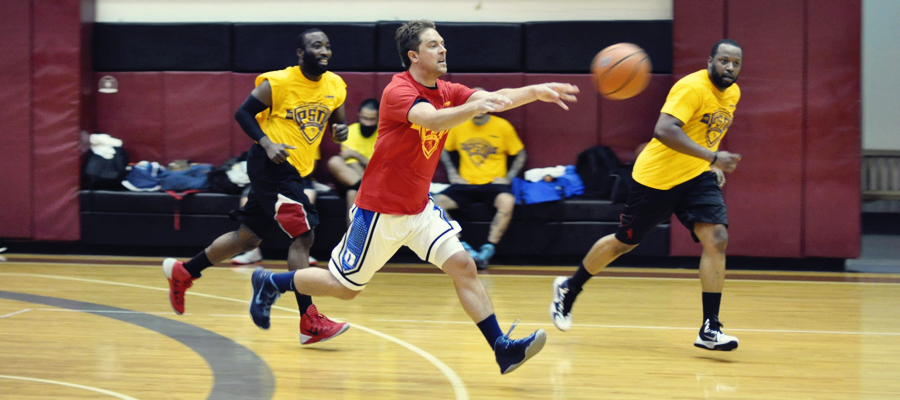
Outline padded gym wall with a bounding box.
[804,0,860,258]
[0,0,34,238]
[31,0,89,240]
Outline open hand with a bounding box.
[535,83,579,110]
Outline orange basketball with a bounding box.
[591,43,652,100]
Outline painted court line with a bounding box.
[0,375,139,400]
[372,319,900,337]
[0,271,468,400]
[0,308,31,319]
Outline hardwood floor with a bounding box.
[1,255,898,399]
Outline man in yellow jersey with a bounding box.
[327,98,380,222]
[162,29,351,345]
[550,39,744,351]
[435,101,527,270]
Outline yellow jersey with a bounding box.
[341,122,379,165]
[254,66,347,177]
[445,115,524,185]
[632,69,740,190]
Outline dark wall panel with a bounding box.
[162,72,233,164]
[430,23,522,72]
[804,0,861,258]
[93,23,231,71]
[32,0,82,240]
[232,23,377,73]
[95,72,164,162]
[522,74,598,168]
[599,74,672,163]
[0,0,33,238]
[524,21,672,74]
[723,0,805,257]
[376,22,405,72]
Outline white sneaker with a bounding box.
[694,318,739,351]
[549,276,573,331]
[308,256,317,266]
[230,248,263,265]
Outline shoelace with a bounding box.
[505,318,521,338]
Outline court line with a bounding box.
[372,319,900,337]
[0,308,31,319]
[0,272,469,400]
[0,375,139,400]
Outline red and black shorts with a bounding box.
[230,144,319,240]
[615,171,728,245]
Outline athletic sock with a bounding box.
[270,270,297,293]
[566,263,593,291]
[296,292,313,314]
[702,292,722,323]
[183,251,213,278]
[477,314,504,348]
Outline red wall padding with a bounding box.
[162,72,233,164]
[673,0,725,79]
[0,0,33,238]
[722,0,805,257]
[522,74,598,168]
[599,74,672,163]
[96,72,165,162]
[31,0,83,240]
[804,0,861,258]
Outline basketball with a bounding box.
[591,43,652,100]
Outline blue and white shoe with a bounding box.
[694,318,739,351]
[249,267,281,330]
[493,319,547,374]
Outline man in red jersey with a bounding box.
[247,20,579,375]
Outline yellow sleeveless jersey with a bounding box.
[254,66,347,177]
[445,115,523,185]
[632,69,741,190]
[341,122,379,165]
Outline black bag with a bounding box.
[207,152,248,195]
[81,147,129,190]
[575,146,622,199]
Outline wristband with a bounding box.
[710,152,718,166]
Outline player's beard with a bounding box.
[304,51,329,75]
[360,124,377,138]
[709,66,737,89]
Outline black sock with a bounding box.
[295,292,313,314]
[183,251,213,278]
[567,263,593,291]
[702,292,722,323]
[476,314,504,348]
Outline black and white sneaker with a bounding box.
[694,318,739,351]
[549,277,574,331]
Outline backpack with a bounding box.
[82,147,129,190]
[575,146,622,199]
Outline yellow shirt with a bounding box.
[632,69,741,190]
[254,67,347,177]
[445,115,524,185]
[341,123,379,165]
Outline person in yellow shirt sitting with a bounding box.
[435,101,527,270]
[328,98,379,222]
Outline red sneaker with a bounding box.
[300,304,350,344]
[162,258,196,315]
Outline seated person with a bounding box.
[434,105,527,270]
[327,98,380,223]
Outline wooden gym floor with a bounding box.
[1,254,899,399]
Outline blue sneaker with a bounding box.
[493,319,547,374]
[478,243,496,261]
[460,241,479,258]
[249,267,281,330]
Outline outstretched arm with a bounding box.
[474,83,579,112]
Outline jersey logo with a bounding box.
[460,138,498,167]
[411,124,449,159]
[285,102,332,144]
[700,108,733,148]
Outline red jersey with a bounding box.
[355,71,475,215]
